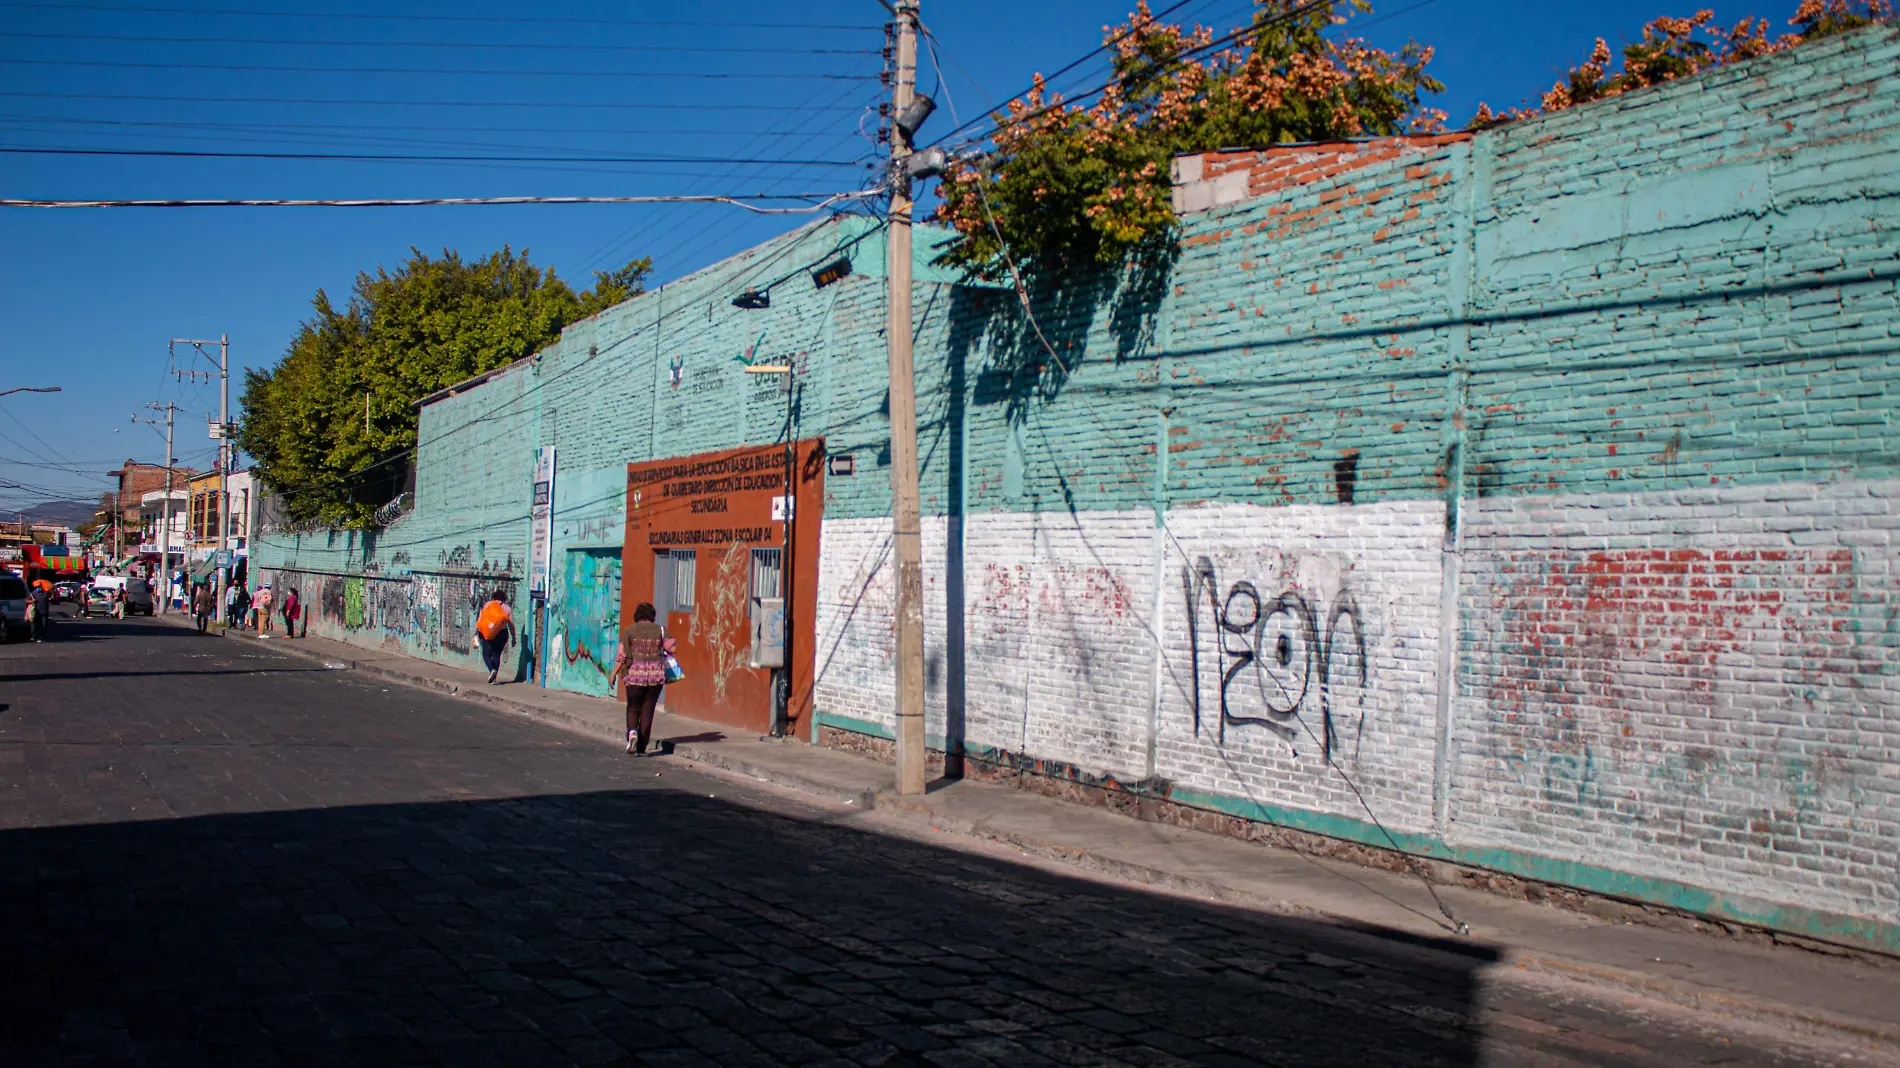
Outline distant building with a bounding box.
[104,460,199,560]
[187,468,255,577]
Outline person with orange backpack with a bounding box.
[475,589,515,684]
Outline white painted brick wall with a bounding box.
[1455,477,1900,927]
[818,499,1445,829]
[818,480,1900,935]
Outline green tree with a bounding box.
[935,0,1443,278]
[238,247,650,528]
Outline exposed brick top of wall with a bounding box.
[1176,133,1474,205]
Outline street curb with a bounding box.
[1501,954,1900,1049]
[667,741,883,810]
[200,620,1900,1053]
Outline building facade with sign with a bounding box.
[252,29,1900,956]
[250,214,937,731]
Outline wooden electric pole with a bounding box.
[887,0,927,795]
[134,402,180,612]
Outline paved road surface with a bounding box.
[0,614,1881,1066]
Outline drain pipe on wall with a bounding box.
[1433,136,1486,842]
[1145,405,1173,781]
[1432,370,1468,840]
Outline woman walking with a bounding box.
[608,603,675,756]
[254,583,273,633]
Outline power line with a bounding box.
[0,146,870,166]
[576,78,875,275]
[924,0,1334,153]
[1,57,875,79]
[0,31,877,54]
[0,113,868,141]
[913,0,1199,151]
[0,2,880,29]
[0,113,856,140]
[0,123,880,179]
[594,83,879,278]
[2,190,882,210]
[4,91,871,112]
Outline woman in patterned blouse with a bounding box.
[609,602,675,756]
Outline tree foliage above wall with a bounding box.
[1473,0,1894,127]
[933,0,1444,280]
[238,248,649,528]
[935,0,1891,281]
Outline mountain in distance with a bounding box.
[10,500,100,528]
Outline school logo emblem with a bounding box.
[734,329,769,368]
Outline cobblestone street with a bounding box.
[0,616,1881,1067]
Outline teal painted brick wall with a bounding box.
[252,27,1900,953]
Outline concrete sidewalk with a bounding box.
[201,618,1900,1054]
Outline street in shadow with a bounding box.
[0,788,1491,1067]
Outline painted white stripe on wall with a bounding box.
[815,478,1900,935]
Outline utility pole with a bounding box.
[172,335,231,594]
[886,0,927,795]
[134,402,180,612]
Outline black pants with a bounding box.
[195,612,209,633]
[625,685,662,753]
[479,632,509,675]
[29,616,46,641]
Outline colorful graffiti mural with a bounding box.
[551,549,622,695]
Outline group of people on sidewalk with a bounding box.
[178,580,305,636]
[470,588,679,758]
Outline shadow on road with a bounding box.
[0,789,1494,1067]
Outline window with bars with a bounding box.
[750,548,783,601]
[653,549,696,614]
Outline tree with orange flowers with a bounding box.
[934,0,1442,279]
[1473,0,1892,127]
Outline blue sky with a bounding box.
[0,0,1795,512]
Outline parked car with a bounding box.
[83,585,114,617]
[0,573,27,640]
[53,581,83,604]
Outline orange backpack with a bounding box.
[476,601,512,640]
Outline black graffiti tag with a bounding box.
[1183,557,1367,760]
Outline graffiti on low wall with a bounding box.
[553,549,621,695]
[1182,556,1368,762]
[258,562,514,662]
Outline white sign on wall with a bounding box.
[530,446,556,596]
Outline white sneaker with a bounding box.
[626,731,637,754]
[487,669,498,684]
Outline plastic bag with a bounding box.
[663,653,685,684]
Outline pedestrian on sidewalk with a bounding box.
[281,586,301,639]
[111,587,125,619]
[223,582,238,627]
[255,583,273,634]
[234,583,251,629]
[608,602,675,756]
[193,582,215,633]
[475,589,515,684]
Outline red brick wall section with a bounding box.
[1194,134,1473,199]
